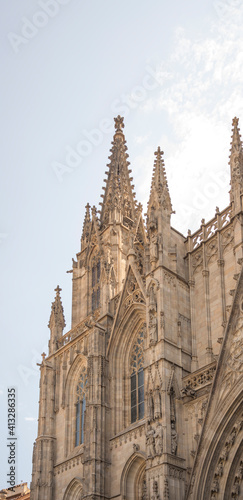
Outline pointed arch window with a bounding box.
[91,256,100,312]
[130,329,144,423]
[75,368,87,446]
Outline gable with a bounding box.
[107,263,146,356]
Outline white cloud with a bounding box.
[134,134,150,145]
[135,2,243,233]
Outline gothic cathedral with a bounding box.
[30,116,243,499]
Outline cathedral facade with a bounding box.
[30,116,243,499]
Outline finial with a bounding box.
[154,146,164,159]
[41,352,46,362]
[230,116,241,151]
[114,115,124,133]
[55,285,61,295]
[84,203,91,221]
[92,205,97,216]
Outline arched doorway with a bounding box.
[63,477,83,500]
[194,400,243,499]
[121,453,146,500]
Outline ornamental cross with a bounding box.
[55,285,61,294]
[232,117,239,128]
[154,146,164,160]
[114,115,124,132]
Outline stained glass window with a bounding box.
[130,329,144,423]
[91,258,100,312]
[75,368,88,446]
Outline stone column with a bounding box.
[217,210,227,332]
[187,233,198,371]
[202,269,213,364]
[188,278,198,371]
[83,324,109,500]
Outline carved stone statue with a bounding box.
[211,478,219,494]
[235,461,243,481]
[231,482,240,496]
[146,423,156,458]
[149,310,157,345]
[150,233,158,262]
[233,419,243,436]
[147,390,154,420]
[181,383,196,399]
[215,461,223,478]
[154,386,161,419]
[149,285,157,309]
[226,428,237,447]
[155,423,163,455]
[123,197,132,218]
[148,207,157,231]
[171,422,178,455]
[220,442,230,461]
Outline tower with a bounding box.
[31,117,243,499]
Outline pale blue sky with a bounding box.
[0,0,243,488]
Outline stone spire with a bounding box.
[81,202,91,250]
[48,285,66,354]
[147,147,173,221]
[146,147,173,270]
[229,117,243,213]
[99,116,137,228]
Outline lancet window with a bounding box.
[130,329,144,423]
[75,367,88,446]
[91,256,100,312]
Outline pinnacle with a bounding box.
[81,203,91,249]
[229,117,243,209]
[48,285,66,330]
[99,116,137,227]
[147,146,173,216]
[84,203,91,218]
[230,116,242,154]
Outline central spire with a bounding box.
[99,116,137,228]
